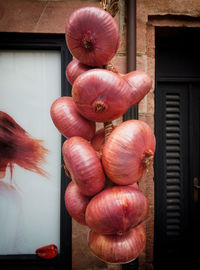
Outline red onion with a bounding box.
[88,224,146,264]
[72,69,130,122]
[85,185,148,235]
[105,64,152,106]
[62,136,105,196]
[102,120,156,185]
[65,7,120,66]
[91,128,105,153]
[65,59,92,85]
[50,97,95,140]
[129,182,139,189]
[64,181,90,225]
[121,70,152,107]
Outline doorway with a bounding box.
[154,27,200,269]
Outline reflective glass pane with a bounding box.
[0,50,61,255]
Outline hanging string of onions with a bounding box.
[50,1,155,265]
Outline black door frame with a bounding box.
[154,27,200,269]
[0,32,72,270]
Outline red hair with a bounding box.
[0,111,48,179]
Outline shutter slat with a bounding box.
[166,159,180,165]
[166,126,180,132]
[166,114,180,119]
[166,146,180,152]
[166,107,180,113]
[166,139,180,145]
[166,133,180,138]
[166,101,180,106]
[165,93,182,238]
[166,172,180,178]
[166,153,180,158]
[166,120,180,126]
[166,94,180,100]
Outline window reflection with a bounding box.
[0,51,61,255]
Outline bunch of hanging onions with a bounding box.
[50,2,155,265]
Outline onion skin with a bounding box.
[50,97,95,140]
[121,70,152,107]
[65,7,120,67]
[129,182,139,189]
[88,224,146,264]
[102,120,156,185]
[91,128,105,153]
[62,137,105,196]
[64,181,90,225]
[66,59,92,85]
[85,185,148,234]
[72,69,130,122]
[105,64,152,107]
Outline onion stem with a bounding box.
[142,150,154,169]
[104,121,113,141]
[105,62,119,74]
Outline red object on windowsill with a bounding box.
[36,244,58,259]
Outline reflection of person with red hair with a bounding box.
[0,111,48,254]
[0,111,48,180]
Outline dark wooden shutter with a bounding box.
[165,92,182,238]
[154,27,200,270]
[154,82,190,268]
